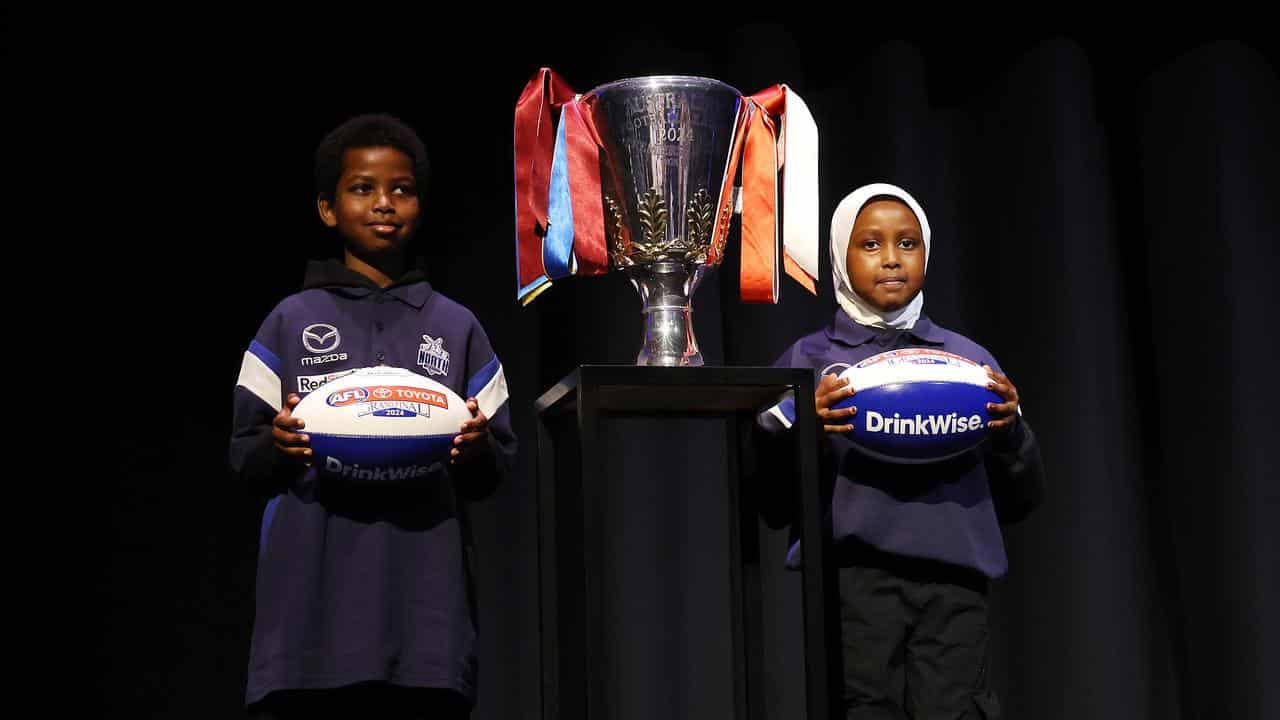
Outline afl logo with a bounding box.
[326,387,369,407]
[303,324,341,354]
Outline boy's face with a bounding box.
[845,199,926,313]
[318,146,421,258]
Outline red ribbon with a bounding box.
[514,69,608,301]
[561,97,607,275]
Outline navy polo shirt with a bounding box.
[761,311,1043,579]
[229,260,516,705]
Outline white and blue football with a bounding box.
[292,366,473,482]
[831,349,1002,463]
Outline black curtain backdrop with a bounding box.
[88,23,1277,719]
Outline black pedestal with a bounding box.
[535,365,838,719]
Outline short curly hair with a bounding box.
[314,114,430,201]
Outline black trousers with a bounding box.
[246,682,470,720]
[838,541,1001,720]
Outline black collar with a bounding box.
[301,259,433,309]
[823,310,946,348]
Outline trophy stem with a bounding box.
[626,261,709,366]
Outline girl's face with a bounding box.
[844,198,926,313]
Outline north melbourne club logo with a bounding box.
[417,334,450,376]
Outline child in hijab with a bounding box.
[758,183,1045,719]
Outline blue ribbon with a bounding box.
[543,111,576,280]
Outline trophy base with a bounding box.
[627,262,710,367]
[637,346,704,367]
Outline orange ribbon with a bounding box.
[738,85,788,303]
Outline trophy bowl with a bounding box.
[584,76,745,366]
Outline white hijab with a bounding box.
[830,182,931,329]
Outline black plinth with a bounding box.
[535,365,838,720]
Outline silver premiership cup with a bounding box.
[584,76,745,366]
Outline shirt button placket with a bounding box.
[374,292,387,364]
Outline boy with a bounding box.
[758,183,1044,719]
[230,114,516,719]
